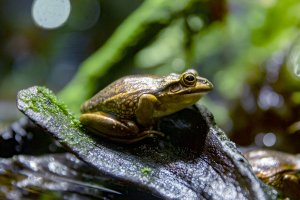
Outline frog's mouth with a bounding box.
[182,91,208,96]
[177,91,207,100]
[178,86,212,95]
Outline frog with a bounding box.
[80,69,213,143]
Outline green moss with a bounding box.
[22,87,83,130]
[141,167,151,175]
[21,91,39,112]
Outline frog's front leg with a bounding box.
[135,94,158,126]
[135,94,164,137]
[80,111,140,138]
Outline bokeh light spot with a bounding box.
[32,0,71,29]
[258,86,284,110]
[172,58,185,71]
[187,15,203,32]
[262,132,276,147]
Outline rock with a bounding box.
[245,149,300,199]
[0,153,122,199]
[16,86,278,199]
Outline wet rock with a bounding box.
[16,86,278,199]
[0,153,122,199]
[0,117,64,157]
[245,149,300,200]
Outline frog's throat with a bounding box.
[154,93,204,117]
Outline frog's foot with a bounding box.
[140,130,165,137]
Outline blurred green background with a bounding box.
[1,0,300,153]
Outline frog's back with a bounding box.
[81,75,161,117]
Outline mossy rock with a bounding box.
[17,86,278,199]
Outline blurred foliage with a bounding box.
[1,0,300,153]
[59,0,209,112]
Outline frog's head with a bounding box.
[154,69,213,117]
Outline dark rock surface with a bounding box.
[0,153,123,199]
[16,86,278,199]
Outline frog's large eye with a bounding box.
[181,73,197,86]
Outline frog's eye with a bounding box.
[181,73,196,86]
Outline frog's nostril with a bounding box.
[199,79,207,84]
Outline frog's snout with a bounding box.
[198,77,214,91]
[206,79,214,90]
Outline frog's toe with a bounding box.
[142,130,165,137]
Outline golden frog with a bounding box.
[80,69,213,143]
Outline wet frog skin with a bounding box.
[80,69,213,143]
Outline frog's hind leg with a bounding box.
[80,111,164,143]
[80,112,139,137]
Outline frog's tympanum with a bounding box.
[80,69,213,143]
